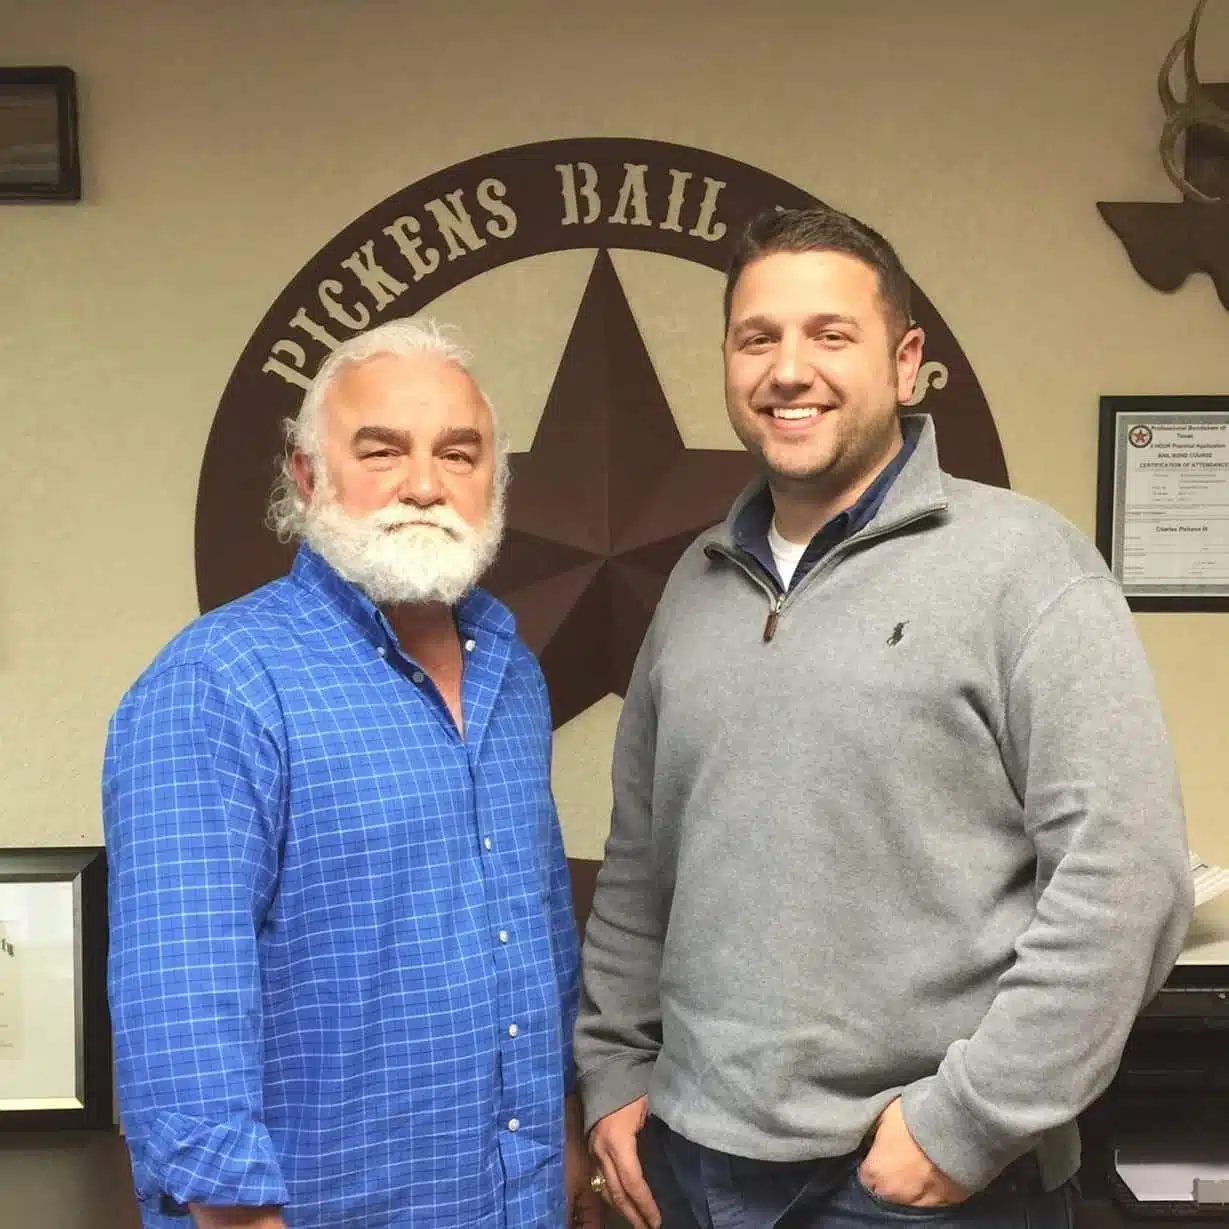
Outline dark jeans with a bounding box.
[635,1117,1076,1229]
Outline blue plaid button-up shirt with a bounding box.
[104,546,580,1229]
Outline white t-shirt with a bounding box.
[767,520,808,589]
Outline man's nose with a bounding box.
[397,459,444,507]
[769,337,814,394]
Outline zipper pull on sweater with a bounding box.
[763,594,785,642]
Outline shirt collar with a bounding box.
[732,424,919,554]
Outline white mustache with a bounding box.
[369,507,468,538]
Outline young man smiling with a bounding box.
[576,208,1192,1229]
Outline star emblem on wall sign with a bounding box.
[482,250,756,729]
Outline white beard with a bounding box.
[302,490,504,607]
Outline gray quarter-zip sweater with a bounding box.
[575,414,1192,1193]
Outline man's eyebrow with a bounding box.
[805,312,860,330]
[434,426,483,449]
[352,425,410,449]
[730,314,779,336]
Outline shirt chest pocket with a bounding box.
[285,735,476,884]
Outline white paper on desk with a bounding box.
[1190,849,1229,908]
[0,919,21,1059]
[1116,1142,1229,1203]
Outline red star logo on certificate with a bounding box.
[483,251,756,728]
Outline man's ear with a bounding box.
[290,451,315,503]
[895,326,925,405]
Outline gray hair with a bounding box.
[267,316,509,542]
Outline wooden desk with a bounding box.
[0,1129,139,1228]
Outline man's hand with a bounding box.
[189,1206,286,1229]
[858,1099,969,1209]
[588,1095,660,1229]
[566,1094,602,1228]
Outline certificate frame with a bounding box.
[0,67,81,202]
[1096,396,1229,612]
[0,848,111,1130]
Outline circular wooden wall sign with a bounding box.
[197,137,1008,728]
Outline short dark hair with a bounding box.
[723,206,914,341]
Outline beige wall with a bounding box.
[2,0,1226,862]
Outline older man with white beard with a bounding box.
[103,318,596,1229]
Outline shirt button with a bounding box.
[498,930,509,944]
[483,837,492,851]
[507,1118,520,1132]
[411,670,425,684]
[376,646,387,658]
[508,1023,519,1037]
[464,638,476,652]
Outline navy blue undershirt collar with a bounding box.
[733,430,918,592]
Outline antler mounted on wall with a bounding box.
[1158,0,1229,202]
[1098,0,1229,308]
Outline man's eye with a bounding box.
[442,452,475,466]
[742,335,772,350]
[360,449,396,460]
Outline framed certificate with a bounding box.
[0,848,111,1129]
[0,67,81,202]
[1097,396,1229,611]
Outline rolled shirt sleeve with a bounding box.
[104,660,289,1210]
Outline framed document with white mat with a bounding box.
[0,848,111,1130]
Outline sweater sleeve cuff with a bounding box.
[899,1074,1025,1194]
[134,1112,289,1210]
[577,1054,656,1134]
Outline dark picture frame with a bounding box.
[0,848,111,1130]
[0,67,81,201]
[1096,395,1229,612]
